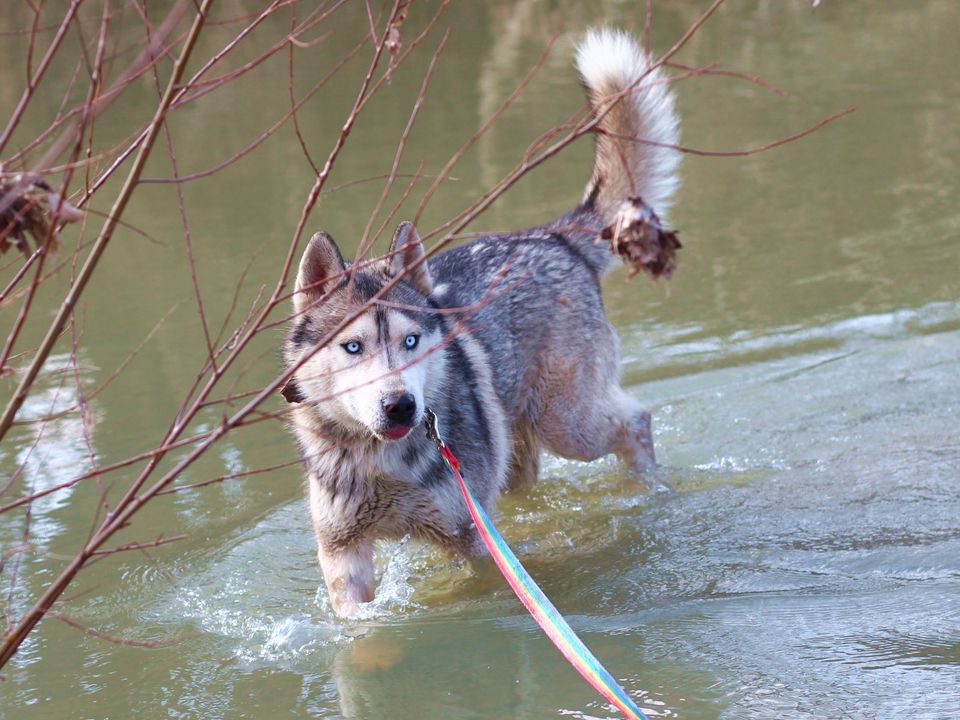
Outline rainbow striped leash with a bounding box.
[424,409,650,720]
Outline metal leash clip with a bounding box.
[424,407,444,449]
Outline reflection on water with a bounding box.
[2,1,960,719]
[5,353,94,545]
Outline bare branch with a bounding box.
[0,0,214,442]
[47,611,182,648]
[0,0,85,156]
[0,0,854,675]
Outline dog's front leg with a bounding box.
[318,540,375,617]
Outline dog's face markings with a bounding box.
[289,225,445,441]
[322,306,440,439]
[291,316,316,348]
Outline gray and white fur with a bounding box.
[282,29,680,615]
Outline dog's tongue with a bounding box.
[384,427,411,440]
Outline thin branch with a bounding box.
[0,0,413,670]
[358,28,450,256]
[0,247,43,304]
[0,429,209,515]
[0,0,215,442]
[140,35,364,185]
[155,461,303,496]
[412,30,557,225]
[6,304,179,424]
[47,611,181,648]
[0,0,85,156]
[665,61,790,97]
[605,105,857,158]
[89,535,188,557]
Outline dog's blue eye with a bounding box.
[404,334,419,350]
[343,341,362,355]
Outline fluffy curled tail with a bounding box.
[576,28,680,222]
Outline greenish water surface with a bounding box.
[2,2,959,718]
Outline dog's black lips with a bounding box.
[280,378,305,404]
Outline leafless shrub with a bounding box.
[0,0,852,670]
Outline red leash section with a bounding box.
[424,409,651,720]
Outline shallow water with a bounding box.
[2,2,959,719]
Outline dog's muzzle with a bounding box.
[382,392,417,439]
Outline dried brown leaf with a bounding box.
[600,197,681,280]
[0,178,84,256]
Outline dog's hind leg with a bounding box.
[506,420,540,490]
[534,329,655,480]
[541,387,655,478]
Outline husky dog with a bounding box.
[282,29,680,615]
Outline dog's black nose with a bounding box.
[383,392,416,425]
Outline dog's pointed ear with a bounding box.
[389,221,433,295]
[295,231,345,314]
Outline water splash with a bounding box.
[350,537,422,620]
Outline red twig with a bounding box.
[89,535,188,557]
[0,0,419,670]
[48,611,181,648]
[0,0,213,443]
[413,30,558,225]
[666,61,790,97]
[604,105,857,158]
[358,29,450,256]
[0,0,217,666]
[0,429,210,516]
[71,0,296,202]
[6,304,178,427]
[140,36,364,185]
[0,247,43,304]
[0,0,85,156]
[155,461,304,496]
[0,0,855,676]
[644,0,654,53]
